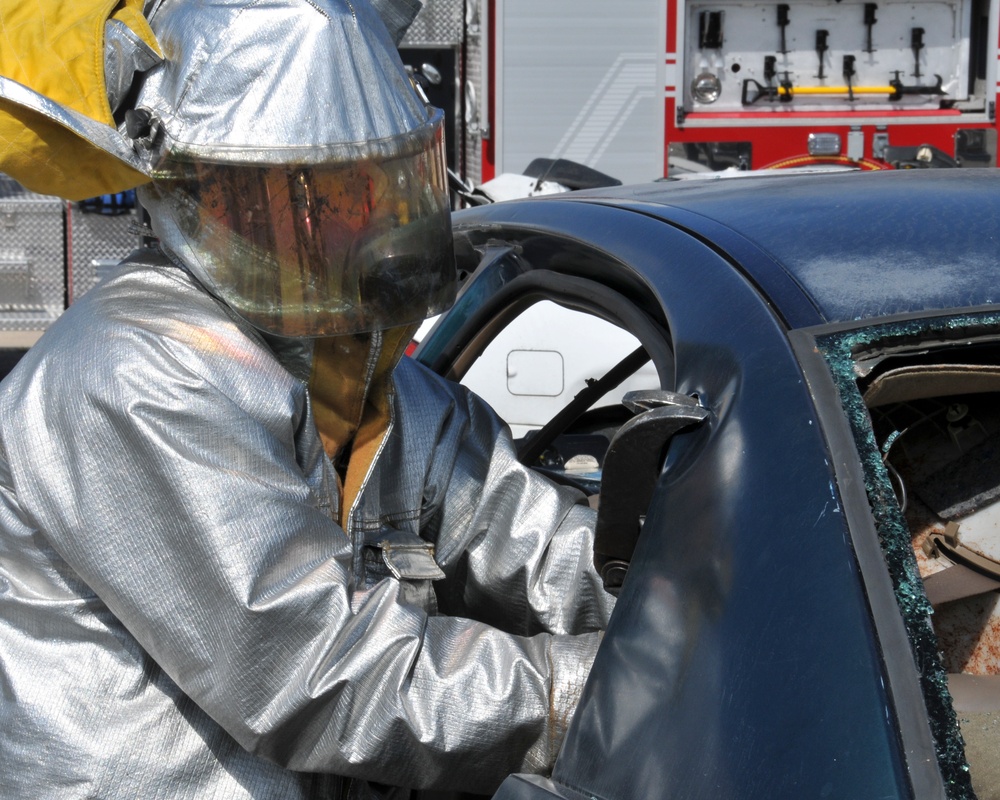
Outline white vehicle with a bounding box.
[416,302,660,442]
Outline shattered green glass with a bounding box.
[815,311,1000,800]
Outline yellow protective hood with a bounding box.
[0,0,160,200]
[308,326,416,526]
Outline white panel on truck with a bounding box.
[495,0,666,184]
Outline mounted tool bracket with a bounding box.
[911,27,925,77]
[699,10,724,49]
[777,4,790,54]
[864,3,878,53]
[816,29,830,79]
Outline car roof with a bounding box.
[564,168,1000,327]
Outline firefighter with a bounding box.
[0,0,612,797]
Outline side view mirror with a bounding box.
[594,390,709,595]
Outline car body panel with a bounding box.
[425,190,940,798]
[541,216,909,800]
[568,169,1000,327]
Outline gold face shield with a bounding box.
[144,111,455,337]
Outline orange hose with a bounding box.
[761,154,890,170]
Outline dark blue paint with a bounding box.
[438,199,917,799]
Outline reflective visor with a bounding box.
[145,111,455,337]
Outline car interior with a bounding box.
[416,232,710,595]
[858,337,1000,799]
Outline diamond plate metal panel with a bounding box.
[401,0,464,46]
[0,181,65,331]
[0,177,139,331]
[463,2,484,185]
[68,204,140,304]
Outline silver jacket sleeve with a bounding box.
[0,253,613,799]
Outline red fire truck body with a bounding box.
[663,0,997,171]
[419,0,999,184]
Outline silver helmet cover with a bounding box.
[134,0,455,337]
[104,18,162,117]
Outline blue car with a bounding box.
[414,168,1000,800]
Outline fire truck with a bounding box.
[668,0,997,171]
[404,0,999,185]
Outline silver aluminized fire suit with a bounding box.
[0,248,613,797]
